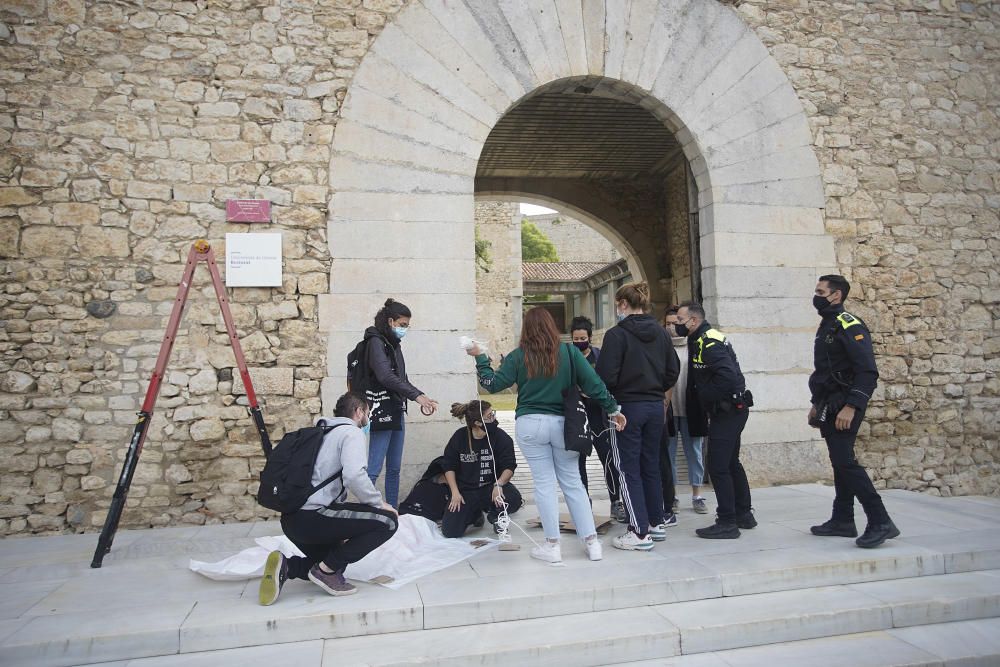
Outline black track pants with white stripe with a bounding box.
[280,502,398,578]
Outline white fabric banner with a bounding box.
[190,514,497,590]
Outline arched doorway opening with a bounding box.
[325,0,836,490]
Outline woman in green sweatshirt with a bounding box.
[467,307,625,564]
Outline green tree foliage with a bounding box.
[521,222,559,263]
[475,227,493,273]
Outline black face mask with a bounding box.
[813,295,832,313]
[573,341,590,351]
[674,322,689,337]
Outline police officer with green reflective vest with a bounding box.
[675,302,755,539]
[809,274,899,549]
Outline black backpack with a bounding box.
[257,422,348,514]
[346,334,403,431]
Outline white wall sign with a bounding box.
[225,233,282,287]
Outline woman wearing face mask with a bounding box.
[596,282,680,552]
[570,316,625,524]
[363,298,438,508]
[468,307,626,564]
[440,400,523,538]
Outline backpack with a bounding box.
[347,335,395,392]
[346,334,403,432]
[256,422,348,513]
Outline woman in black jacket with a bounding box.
[440,399,522,537]
[364,299,438,507]
[596,283,679,552]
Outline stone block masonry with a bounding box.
[0,0,997,537]
[0,0,406,535]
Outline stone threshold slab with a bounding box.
[615,619,1000,666]
[652,570,1000,655]
[418,556,721,629]
[319,605,680,667]
[0,602,195,667]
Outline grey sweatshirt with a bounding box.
[301,417,383,510]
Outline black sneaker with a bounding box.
[472,512,485,529]
[258,550,288,606]
[856,520,900,549]
[696,522,740,539]
[736,511,757,529]
[810,519,858,538]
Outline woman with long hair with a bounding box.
[440,399,523,538]
[362,298,438,507]
[468,307,625,564]
[596,282,679,552]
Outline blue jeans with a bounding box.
[667,416,705,487]
[612,401,665,535]
[367,415,405,508]
[515,413,596,541]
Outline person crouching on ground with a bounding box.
[441,400,523,538]
[259,392,399,605]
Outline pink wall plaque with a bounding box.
[226,199,271,223]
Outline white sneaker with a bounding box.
[530,541,562,564]
[584,536,603,561]
[613,531,655,551]
[648,524,667,541]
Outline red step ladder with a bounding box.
[90,240,272,568]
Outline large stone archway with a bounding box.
[325,0,838,487]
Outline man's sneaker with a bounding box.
[810,519,858,537]
[613,531,655,551]
[671,498,679,512]
[696,522,740,539]
[856,520,900,549]
[584,535,603,561]
[308,564,357,596]
[692,497,708,514]
[611,501,627,523]
[662,512,678,527]
[736,511,757,529]
[258,550,288,606]
[530,540,562,564]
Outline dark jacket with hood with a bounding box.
[596,314,680,403]
[365,325,423,406]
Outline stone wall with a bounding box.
[474,201,522,358]
[525,212,620,264]
[664,163,693,306]
[0,0,997,536]
[734,0,998,496]
[0,0,404,535]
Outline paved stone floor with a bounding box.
[1,484,999,666]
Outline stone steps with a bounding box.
[612,617,1000,667]
[160,571,1000,667]
[4,487,999,666]
[4,544,999,667]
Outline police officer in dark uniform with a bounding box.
[676,302,755,539]
[809,274,899,548]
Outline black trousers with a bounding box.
[441,483,523,538]
[820,407,889,524]
[280,502,398,579]
[659,419,676,512]
[706,408,751,524]
[578,413,620,503]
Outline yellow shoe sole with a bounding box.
[258,550,283,606]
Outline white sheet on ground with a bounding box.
[190,514,496,589]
